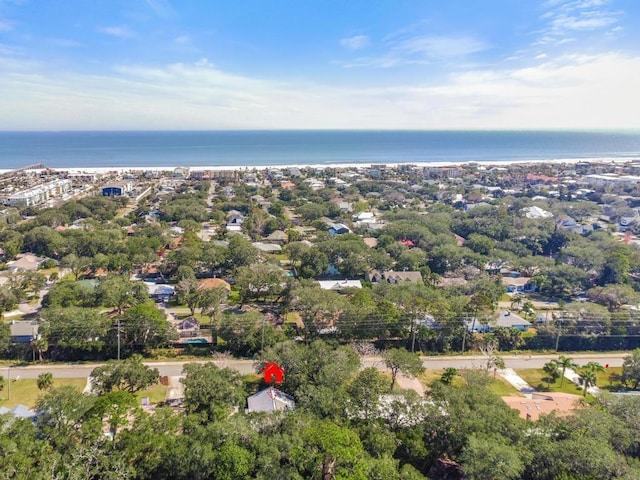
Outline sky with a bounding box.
[0,0,639,130]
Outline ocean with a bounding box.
[1,130,640,170]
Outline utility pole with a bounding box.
[117,318,121,361]
[411,317,416,353]
[461,313,470,353]
[261,315,266,358]
[555,317,562,352]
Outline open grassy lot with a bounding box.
[517,366,623,396]
[0,378,87,409]
[418,368,519,396]
[135,383,169,404]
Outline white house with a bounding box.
[247,387,295,413]
[317,279,362,291]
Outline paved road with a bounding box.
[0,353,629,380]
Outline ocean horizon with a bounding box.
[1,130,640,170]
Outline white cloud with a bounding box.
[541,0,622,37]
[173,35,190,45]
[0,53,639,130]
[393,35,487,58]
[341,33,488,68]
[96,25,135,38]
[340,35,370,51]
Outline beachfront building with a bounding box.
[2,179,72,208]
[102,181,132,197]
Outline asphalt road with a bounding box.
[0,353,629,380]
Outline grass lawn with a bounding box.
[136,383,168,404]
[0,378,87,409]
[486,376,522,397]
[516,367,623,396]
[418,368,517,396]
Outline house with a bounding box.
[146,284,175,303]
[317,280,362,291]
[197,278,231,293]
[353,211,375,222]
[366,270,423,284]
[329,223,351,236]
[264,230,288,244]
[523,206,554,219]
[247,387,295,413]
[502,276,535,294]
[226,210,245,226]
[7,253,45,272]
[252,242,282,253]
[465,310,532,333]
[263,362,285,384]
[10,320,39,343]
[177,317,201,339]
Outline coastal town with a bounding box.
[2,158,640,478]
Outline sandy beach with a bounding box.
[2,156,639,176]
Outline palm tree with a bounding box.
[543,361,560,388]
[37,372,53,391]
[510,295,524,311]
[579,362,606,397]
[556,355,578,387]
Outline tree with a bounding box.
[346,367,389,421]
[491,327,523,351]
[234,263,286,305]
[90,355,159,395]
[587,284,639,311]
[35,386,97,450]
[60,253,92,281]
[199,285,229,328]
[479,338,504,376]
[260,340,361,418]
[542,361,561,388]
[181,362,246,421]
[293,420,367,480]
[97,275,148,314]
[90,390,138,440]
[460,434,525,480]
[298,248,329,278]
[175,276,201,316]
[0,286,19,319]
[440,367,458,386]
[384,348,424,392]
[0,321,9,354]
[225,235,261,269]
[118,301,177,353]
[621,348,640,390]
[579,361,605,397]
[597,252,630,286]
[37,372,54,391]
[556,355,578,387]
[40,307,110,358]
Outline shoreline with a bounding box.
[2,156,639,175]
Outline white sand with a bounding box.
[1,156,639,175]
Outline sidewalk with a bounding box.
[497,368,536,397]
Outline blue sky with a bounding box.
[0,0,639,130]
